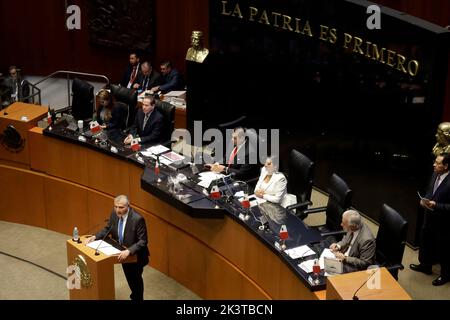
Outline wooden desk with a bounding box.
[326,267,411,300]
[0,102,47,167]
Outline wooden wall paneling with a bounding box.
[86,190,114,235]
[28,127,47,172]
[0,165,46,228]
[205,252,270,300]
[86,149,130,196]
[134,208,169,275]
[276,261,317,300]
[44,176,89,235]
[45,137,89,185]
[167,223,207,298]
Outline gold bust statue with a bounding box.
[186,30,209,63]
[432,122,450,156]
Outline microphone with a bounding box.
[352,268,380,300]
[94,224,114,256]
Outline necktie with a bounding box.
[118,217,124,244]
[344,232,354,256]
[130,66,137,83]
[227,146,238,168]
[143,113,150,130]
[143,76,148,90]
[433,174,441,194]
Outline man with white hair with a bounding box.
[329,209,376,270]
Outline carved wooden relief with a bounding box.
[87,0,154,51]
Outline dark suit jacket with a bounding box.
[96,208,149,266]
[120,64,142,88]
[130,108,164,145]
[337,223,376,270]
[160,69,185,93]
[425,172,450,216]
[224,139,259,181]
[134,71,163,91]
[96,102,128,131]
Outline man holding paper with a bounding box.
[84,195,149,300]
[410,153,450,286]
[329,210,375,270]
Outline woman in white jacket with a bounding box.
[254,157,296,208]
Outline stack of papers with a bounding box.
[197,171,224,189]
[298,248,337,274]
[86,240,121,256]
[285,245,315,259]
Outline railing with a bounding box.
[29,70,110,107]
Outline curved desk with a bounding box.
[0,115,323,300]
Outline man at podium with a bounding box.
[85,195,149,300]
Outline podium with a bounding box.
[326,267,411,300]
[66,235,136,300]
[0,102,47,166]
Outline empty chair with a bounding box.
[71,78,94,121]
[110,84,137,127]
[286,149,315,219]
[375,204,408,280]
[301,173,352,233]
[155,100,175,145]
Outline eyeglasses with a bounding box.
[10,72,16,76]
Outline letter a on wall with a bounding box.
[66,5,81,30]
[366,5,381,30]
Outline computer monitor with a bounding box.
[71,78,94,121]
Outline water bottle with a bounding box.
[73,226,79,242]
[312,258,321,285]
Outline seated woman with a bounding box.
[254,157,296,208]
[95,89,127,131]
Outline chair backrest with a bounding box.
[155,100,175,143]
[111,84,137,127]
[71,78,94,121]
[325,173,352,231]
[288,149,314,205]
[376,204,408,275]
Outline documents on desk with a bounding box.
[285,245,315,260]
[86,240,121,256]
[299,248,335,274]
[248,194,266,207]
[197,171,224,189]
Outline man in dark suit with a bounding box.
[410,153,450,286]
[132,61,162,92]
[206,127,259,181]
[120,51,141,89]
[85,195,149,300]
[150,60,185,94]
[330,210,376,270]
[124,95,164,145]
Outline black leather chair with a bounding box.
[301,173,352,234]
[71,78,94,121]
[286,149,315,219]
[111,84,137,127]
[375,204,408,280]
[155,100,175,145]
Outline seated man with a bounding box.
[133,61,163,92]
[124,95,164,146]
[205,127,259,181]
[150,61,184,94]
[329,210,376,270]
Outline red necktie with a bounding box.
[227,147,238,168]
[130,66,137,83]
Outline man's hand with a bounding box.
[334,252,346,261]
[150,86,160,93]
[420,199,436,210]
[83,235,96,245]
[329,243,339,252]
[118,249,131,262]
[124,134,133,145]
[133,83,140,89]
[211,163,225,173]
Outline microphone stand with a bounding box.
[352,268,379,300]
[94,224,114,256]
